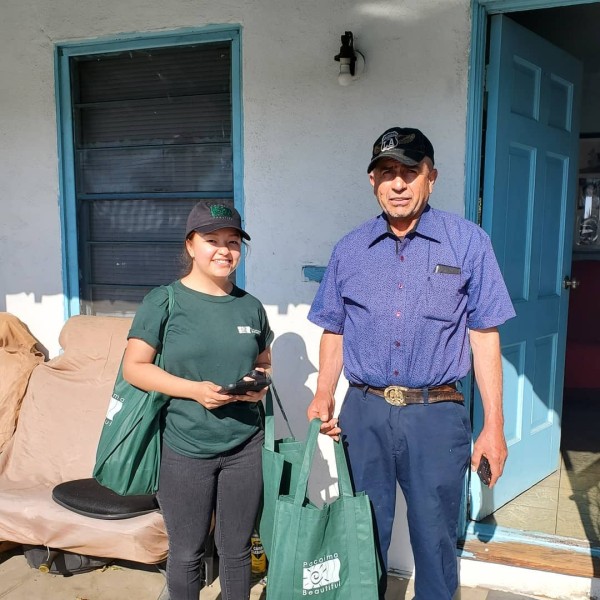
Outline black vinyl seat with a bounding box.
[52,478,159,520]
[52,478,219,586]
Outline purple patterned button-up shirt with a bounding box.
[308,205,515,388]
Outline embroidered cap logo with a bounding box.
[380,131,399,153]
[380,131,416,154]
[210,205,233,219]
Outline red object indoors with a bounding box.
[564,260,600,389]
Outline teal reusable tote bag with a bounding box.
[266,419,380,599]
[260,384,306,559]
[93,285,174,496]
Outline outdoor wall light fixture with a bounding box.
[334,31,365,86]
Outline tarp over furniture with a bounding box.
[0,315,168,564]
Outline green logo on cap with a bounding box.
[210,205,233,218]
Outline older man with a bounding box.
[307,127,515,599]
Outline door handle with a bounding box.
[563,276,580,290]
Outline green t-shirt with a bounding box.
[128,280,274,458]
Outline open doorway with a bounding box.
[475,3,600,547]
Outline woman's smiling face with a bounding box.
[186,227,242,281]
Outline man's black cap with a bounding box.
[185,200,250,240]
[367,127,435,173]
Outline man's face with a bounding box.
[369,157,438,235]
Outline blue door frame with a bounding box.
[462,0,599,556]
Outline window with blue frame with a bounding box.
[64,38,236,315]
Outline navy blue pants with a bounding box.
[339,386,471,600]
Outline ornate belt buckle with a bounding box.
[384,386,409,406]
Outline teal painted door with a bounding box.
[470,15,582,520]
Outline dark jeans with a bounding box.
[157,430,263,600]
[339,386,471,600]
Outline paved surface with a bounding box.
[0,547,550,600]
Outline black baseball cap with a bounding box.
[367,127,435,173]
[185,200,250,240]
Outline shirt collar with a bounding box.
[368,204,442,246]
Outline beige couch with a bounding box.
[0,313,168,564]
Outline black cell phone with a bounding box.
[477,455,492,486]
[219,370,271,395]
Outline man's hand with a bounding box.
[471,424,507,488]
[307,390,340,440]
[307,330,343,440]
[469,327,507,488]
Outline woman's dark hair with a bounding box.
[179,236,194,277]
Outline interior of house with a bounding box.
[477,4,600,546]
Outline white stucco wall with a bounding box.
[0,0,471,573]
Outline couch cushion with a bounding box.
[0,486,166,563]
[0,316,132,485]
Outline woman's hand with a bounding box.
[234,386,269,403]
[232,367,270,403]
[231,348,271,403]
[192,381,236,410]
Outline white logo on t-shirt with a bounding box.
[237,326,261,335]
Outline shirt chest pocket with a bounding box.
[424,273,466,322]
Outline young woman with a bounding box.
[122,200,273,600]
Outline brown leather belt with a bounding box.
[350,383,463,407]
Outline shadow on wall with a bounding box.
[272,332,317,438]
[271,332,342,504]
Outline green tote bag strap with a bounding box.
[293,418,354,506]
[260,383,307,560]
[156,284,175,369]
[264,383,295,452]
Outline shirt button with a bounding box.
[393,370,399,376]
[394,341,400,347]
[395,311,401,317]
[400,255,405,261]
[398,283,404,289]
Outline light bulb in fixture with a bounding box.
[338,57,354,86]
[334,31,365,86]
